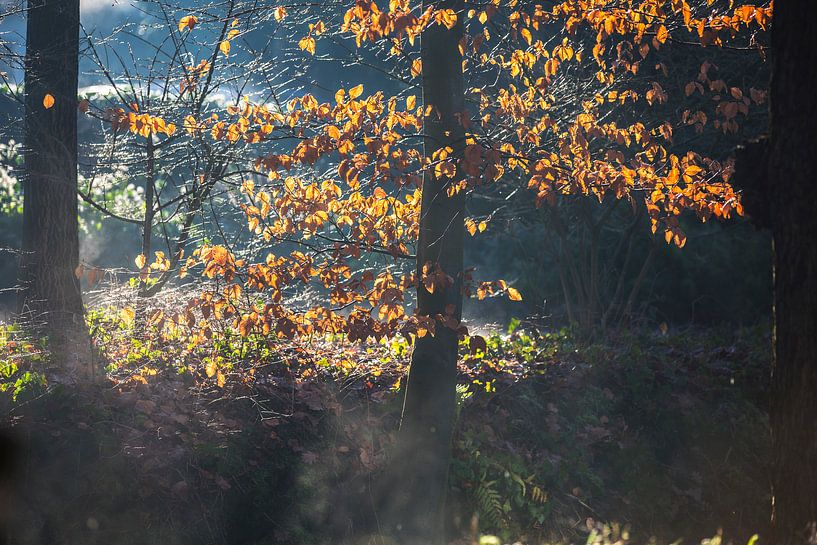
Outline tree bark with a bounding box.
[137,138,156,299]
[384,2,466,543]
[765,1,817,542]
[18,0,94,382]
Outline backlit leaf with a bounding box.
[299,36,316,55]
[508,287,522,301]
[120,307,135,325]
[349,84,364,99]
[411,58,422,78]
[178,15,198,32]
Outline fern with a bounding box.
[530,485,548,504]
[472,478,505,530]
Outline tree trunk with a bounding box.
[19,0,94,382]
[384,2,466,544]
[766,1,817,542]
[137,138,155,300]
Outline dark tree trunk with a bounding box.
[766,1,817,542]
[19,0,93,381]
[383,2,465,543]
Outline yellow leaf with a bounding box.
[298,35,316,55]
[411,58,422,78]
[508,287,522,301]
[120,307,135,325]
[521,28,532,45]
[205,359,217,378]
[42,93,55,109]
[219,40,231,56]
[273,6,287,21]
[545,58,560,77]
[435,8,457,29]
[406,95,416,110]
[135,254,147,268]
[217,371,226,388]
[349,84,364,99]
[178,15,198,32]
[656,25,669,44]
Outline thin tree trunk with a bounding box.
[384,2,465,543]
[620,242,656,326]
[766,1,817,541]
[601,209,639,331]
[138,138,156,299]
[19,0,94,382]
[549,207,589,326]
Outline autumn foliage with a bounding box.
[89,0,772,366]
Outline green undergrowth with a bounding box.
[0,317,771,545]
[449,324,770,544]
[0,323,47,403]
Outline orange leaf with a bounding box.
[42,93,55,109]
[349,84,364,99]
[508,287,522,301]
[435,8,457,30]
[178,15,198,32]
[656,25,669,44]
[298,36,316,55]
[411,58,422,78]
[120,307,135,325]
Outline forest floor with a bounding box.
[0,313,771,545]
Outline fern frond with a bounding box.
[472,479,505,529]
[530,485,549,504]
